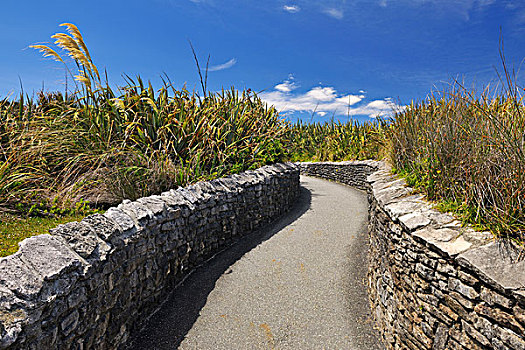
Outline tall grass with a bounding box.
[389,80,525,242]
[0,24,288,215]
[287,119,387,162]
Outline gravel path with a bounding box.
[127,176,383,350]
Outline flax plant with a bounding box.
[287,119,387,162]
[0,23,287,218]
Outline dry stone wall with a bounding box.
[0,163,299,349]
[300,161,525,350]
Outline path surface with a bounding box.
[127,176,383,350]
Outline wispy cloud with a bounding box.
[260,77,402,118]
[323,8,344,19]
[208,58,237,72]
[274,74,297,92]
[283,5,300,13]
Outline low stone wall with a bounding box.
[300,161,525,350]
[0,163,299,349]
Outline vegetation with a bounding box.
[0,24,287,218]
[287,119,387,162]
[389,79,525,244]
[0,213,88,257]
[1,23,524,256]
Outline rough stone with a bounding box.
[514,306,525,327]
[0,254,43,303]
[399,212,432,232]
[462,320,491,347]
[444,294,469,319]
[457,242,525,292]
[413,227,472,257]
[495,325,525,349]
[481,286,514,309]
[373,185,412,206]
[60,310,79,337]
[104,208,137,236]
[50,221,110,263]
[19,235,84,283]
[82,213,122,244]
[448,277,479,300]
[384,199,431,220]
[0,163,300,349]
[474,303,524,335]
[432,324,449,350]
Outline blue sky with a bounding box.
[1,0,525,122]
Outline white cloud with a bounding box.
[306,86,337,101]
[260,77,402,118]
[352,98,401,117]
[274,74,297,92]
[379,0,387,7]
[323,8,344,19]
[208,58,237,72]
[283,5,300,13]
[275,82,294,92]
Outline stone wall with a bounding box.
[0,163,299,349]
[300,161,525,350]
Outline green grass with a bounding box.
[0,214,88,257]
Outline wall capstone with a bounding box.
[300,161,525,350]
[0,162,299,349]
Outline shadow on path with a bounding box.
[125,185,312,350]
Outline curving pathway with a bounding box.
[127,176,383,350]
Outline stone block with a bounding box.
[480,286,514,309]
[514,306,525,327]
[474,302,524,335]
[384,198,431,220]
[457,241,525,292]
[136,195,168,217]
[60,310,79,337]
[448,277,479,300]
[413,227,472,257]
[50,221,110,264]
[373,185,412,206]
[444,294,469,319]
[461,320,491,347]
[104,208,137,237]
[494,324,525,349]
[19,235,84,283]
[82,214,122,245]
[432,324,449,350]
[398,212,432,232]
[117,200,154,228]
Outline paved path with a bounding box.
[127,176,383,350]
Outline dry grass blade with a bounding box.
[60,23,92,61]
[29,45,64,63]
